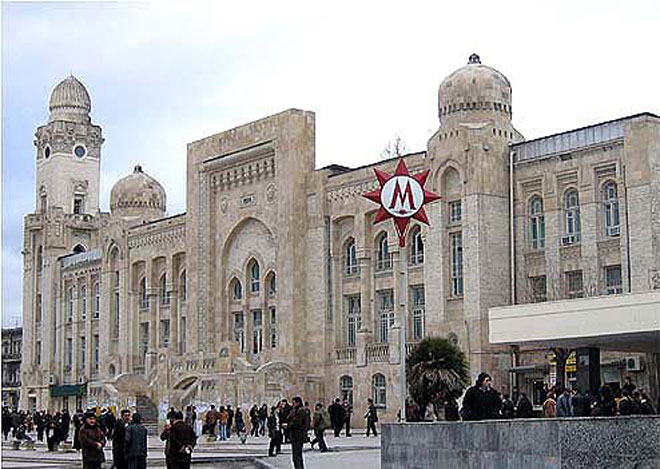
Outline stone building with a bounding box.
[3,327,22,408]
[20,56,659,420]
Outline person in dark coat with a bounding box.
[639,392,656,415]
[278,400,292,443]
[341,398,353,436]
[125,413,148,469]
[556,388,573,417]
[47,415,65,452]
[226,405,234,439]
[592,385,616,416]
[328,398,344,437]
[112,409,132,469]
[501,394,515,419]
[461,372,493,421]
[267,406,282,457]
[3,407,13,440]
[79,412,106,469]
[515,393,534,418]
[283,397,308,469]
[571,389,591,417]
[72,409,85,451]
[364,398,378,437]
[160,410,197,469]
[310,403,329,452]
[60,409,71,441]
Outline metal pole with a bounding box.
[399,242,407,422]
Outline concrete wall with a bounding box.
[382,416,660,469]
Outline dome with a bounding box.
[438,54,512,124]
[48,75,91,123]
[110,165,166,221]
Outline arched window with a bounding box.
[80,285,87,321]
[108,364,116,377]
[602,181,620,236]
[159,273,169,306]
[73,244,86,254]
[268,273,277,297]
[564,189,581,240]
[67,286,74,322]
[93,281,100,319]
[345,238,359,275]
[375,232,392,271]
[529,196,545,249]
[231,278,242,300]
[409,226,424,265]
[340,375,354,406]
[139,277,148,310]
[179,270,187,302]
[372,373,386,407]
[249,260,260,293]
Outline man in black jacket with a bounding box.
[125,413,148,469]
[112,409,132,469]
[328,398,344,437]
[284,397,308,469]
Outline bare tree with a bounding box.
[381,135,408,159]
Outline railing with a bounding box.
[405,342,419,355]
[139,299,150,310]
[334,347,357,364]
[366,343,390,363]
[375,258,393,272]
[409,253,424,266]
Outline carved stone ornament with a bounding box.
[650,269,660,290]
[266,184,277,204]
[220,197,228,214]
[265,365,292,388]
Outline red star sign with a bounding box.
[363,158,441,247]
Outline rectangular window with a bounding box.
[35,341,41,366]
[93,334,99,372]
[565,270,584,299]
[66,338,73,371]
[450,233,464,297]
[270,307,277,349]
[93,281,100,319]
[410,285,425,341]
[605,265,622,294]
[449,200,462,223]
[160,319,170,347]
[73,197,83,215]
[529,276,547,303]
[139,323,149,360]
[252,309,263,354]
[36,294,42,323]
[180,316,187,354]
[234,312,245,353]
[346,295,362,347]
[377,290,394,343]
[81,287,87,321]
[67,287,74,322]
[113,291,120,338]
[80,337,86,370]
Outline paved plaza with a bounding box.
[1,433,381,468]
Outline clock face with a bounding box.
[74,145,86,158]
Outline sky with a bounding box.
[2,0,659,327]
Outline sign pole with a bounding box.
[399,241,407,422]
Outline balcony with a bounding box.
[334,347,356,364]
[366,343,390,363]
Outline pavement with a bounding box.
[1,432,381,468]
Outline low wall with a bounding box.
[382,416,660,469]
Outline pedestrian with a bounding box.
[47,414,64,452]
[310,402,329,452]
[79,412,106,469]
[542,392,556,418]
[592,385,616,417]
[161,410,196,469]
[72,409,85,451]
[35,410,46,442]
[105,408,116,439]
[571,389,591,417]
[259,403,268,437]
[283,396,308,469]
[556,388,573,417]
[61,408,71,441]
[618,389,638,415]
[328,398,344,437]
[341,398,353,436]
[622,376,636,395]
[278,399,292,444]
[501,394,515,419]
[184,406,194,428]
[219,406,229,441]
[515,393,534,418]
[2,407,12,440]
[125,413,148,469]
[226,405,234,439]
[204,405,219,437]
[249,405,259,437]
[364,398,378,437]
[639,392,656,415]
[112,409,132,469]
[461,372,493,421]
[267,406,282,457]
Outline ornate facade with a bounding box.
[20,56,660,419]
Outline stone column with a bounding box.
[170,256,179,355]
[146,259,158,373]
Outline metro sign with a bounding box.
[363,158,441,246]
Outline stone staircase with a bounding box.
[136,395,159,435]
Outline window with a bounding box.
[232,278,243,300]
[160,319,170,347]
[139,323,149,360]
[529,276,547,303]
[410,285,425,341]
[40,194,47,213]
[93,334,99,372]
[37,246,43,273]
[180,270,187,302]
[180,316,187,354]
[345,239,359,275]
[35,341,41,366]
[346,295,362,347]
[565,270,584,299]
[93,281,100,319]
[409,227,424,265]
[252,309,263,354]
[605,265,622,294]
[602,181,620,236]
[449,200,462,223]
[375,233,392,271]
[234,312,245,353]
[450,233,464,297]
[160,273,170,306]
[340,375,354,406]
[377,290,394,342]
[67,286,74,322]
[249,260,260,293]
[372,374,386,407]
[529,196,545,249]
[564,190,581,239]
[66,338,73,371]
[112,273,119,338]
[139,278,148,310]
[80,337,86,370]
[270,307,277,348]
[36,294,42,323]
[268,274,277,297]
[73,244,86,254]
[73,197,83,215]
[80,285,87,320]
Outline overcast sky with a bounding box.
[2,1,659,327]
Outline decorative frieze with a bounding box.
[128,226,185,249]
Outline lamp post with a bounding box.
[363,158,440,422]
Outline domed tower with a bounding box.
[110,165,166,223]
[34,75,104,215]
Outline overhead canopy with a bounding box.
[50,384,87,397]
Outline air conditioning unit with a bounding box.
[606,226,620,237]
[561,235,577,246]
[625,356,643,372]
[49,374,58,385]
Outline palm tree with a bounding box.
[406,336,470,420]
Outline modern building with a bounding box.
[3,327,23,408]
[20,55,660,418]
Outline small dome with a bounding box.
[110,165,166,221]
[438,54,512,124]
[49,75,92,123]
